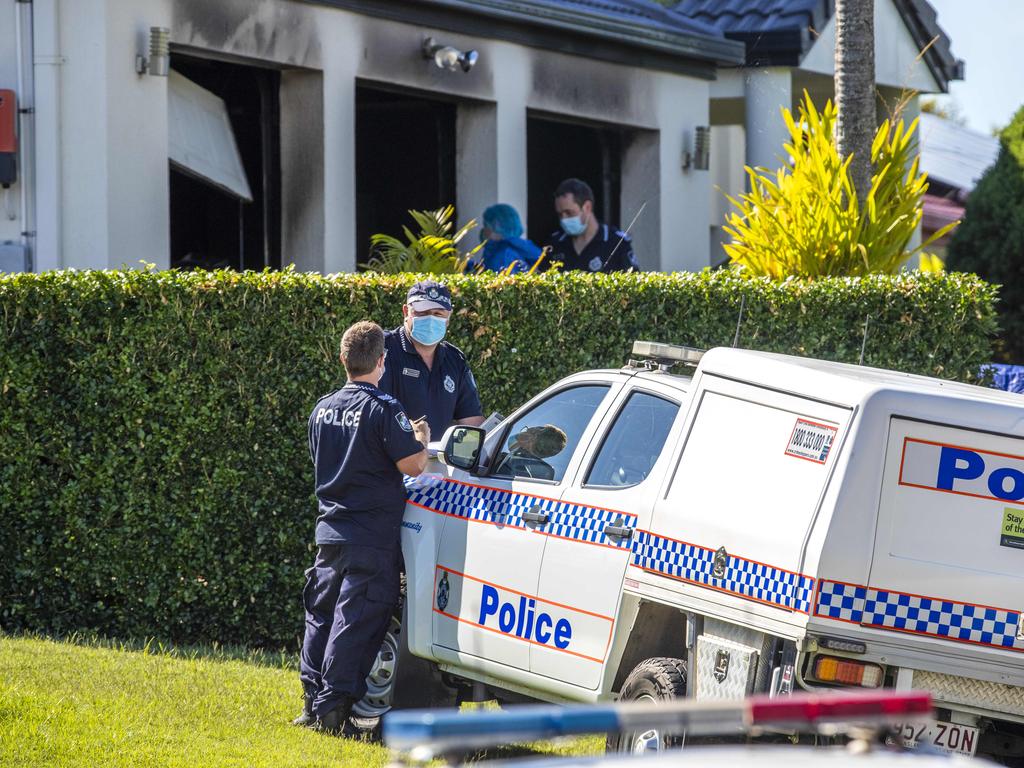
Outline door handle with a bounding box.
[604,523,633,539]
[522,506,549,525]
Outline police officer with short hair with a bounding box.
[544,178,639,273]
[379,280,485,439]
[296,320,429,735]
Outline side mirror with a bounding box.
[438,425,485,473]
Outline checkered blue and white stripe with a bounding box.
[406,478,633,549]
[815,581,1021,649]
[545,500,633,548]
[631,530,815,613]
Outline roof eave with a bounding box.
[892,0,964,93]
[724,29,809,68]
[304,0,746,78]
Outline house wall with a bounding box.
[7,0,717,273]
[18,0,175,271]
[798,0,941,92]
[0,0,25,252]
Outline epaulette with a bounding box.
[442,339,468,360]
[356,387,398,408]
[314,388,341,406]
[614,229,633,241]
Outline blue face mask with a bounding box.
[410,315,448,346]
[560,214,587,237]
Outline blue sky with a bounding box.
[929,0,1024,135]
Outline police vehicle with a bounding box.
[370,342,1024,763]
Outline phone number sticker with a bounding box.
[785,418,837,464]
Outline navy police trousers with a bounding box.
[299,543,400,717]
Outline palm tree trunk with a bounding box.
[835,0,876,206]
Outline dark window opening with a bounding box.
[169,54,281,271]
[355,84,456,267]
[527,115,622,246]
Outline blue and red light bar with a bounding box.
[383,690,932,754]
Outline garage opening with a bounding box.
[355,85,456,266]
[527,114,623,246]
[168,54,281,271]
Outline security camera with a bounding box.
[422,37,478,73]
[458,49,478,73]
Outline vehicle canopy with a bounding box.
[663,348,1024,688]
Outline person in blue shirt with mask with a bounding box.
[544,178,639,273]
[379,280,485,439]
[467,203,542,274]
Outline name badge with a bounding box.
[402,367,420,378]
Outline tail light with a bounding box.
[812,655,883,688]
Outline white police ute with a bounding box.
[377,342,1024,763]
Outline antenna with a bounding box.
[732,294,746,347]
[859,315,871,366]
[605,199,649,269]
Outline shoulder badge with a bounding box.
[395,411,413,432]
[588,256,603,272]
[443,374,456,394]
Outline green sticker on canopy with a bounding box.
[1001,508,1024,550]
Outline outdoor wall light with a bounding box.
[682,125,711,171]
[135,27,170,77]
[422,37,478,73]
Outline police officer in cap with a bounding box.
[379,280,485,438]
[544,178,639,273]
[297,321,430,735]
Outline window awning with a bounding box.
[168,70,253,202]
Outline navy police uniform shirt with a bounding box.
[378,326,483,439]
[308,381,424,547]
[544,224,639,273]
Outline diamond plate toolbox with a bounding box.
[695,634,759,700]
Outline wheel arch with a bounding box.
[607,597,689,695]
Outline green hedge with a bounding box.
[0,269,997,648]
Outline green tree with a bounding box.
[946,105,1024,362]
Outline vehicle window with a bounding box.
[492,385,610,482]
[585,391,679,488]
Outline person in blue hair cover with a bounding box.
[468,203,543,274]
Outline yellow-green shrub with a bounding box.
[724,93,956,278]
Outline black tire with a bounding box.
[606,657,688,754]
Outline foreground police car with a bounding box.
[382,689,998,765]
[384,343,1024,763]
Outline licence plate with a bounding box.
[891,721,980,756]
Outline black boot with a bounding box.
[292,692,315,727]
[315,701,357,737]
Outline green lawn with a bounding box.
[0,635,602,767]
